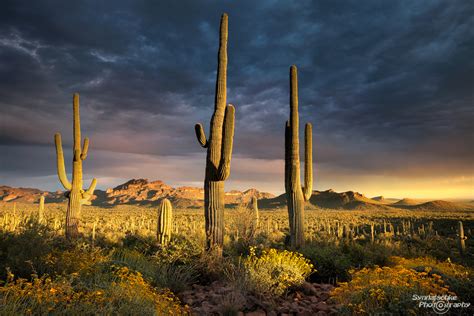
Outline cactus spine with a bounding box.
[194,13,235,250]
[157,198,173,246]
[285,65,313,248]
[458,221,467,255]
[54,93,97,239]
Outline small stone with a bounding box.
[290,302,300,311]
[245,309,266,316]
[315,302,330,312]
[310,296,318,303]
[315,311,328,316]
[302,282,319,295]
[318,292,330,301]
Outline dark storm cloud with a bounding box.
[0,0,473,193]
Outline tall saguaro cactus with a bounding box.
[157,198,173,246]
[54,93,97,239]
[285,65,313,248]
[194,13,235,250]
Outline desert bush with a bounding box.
[331,264,455,315]
[121,233,157,255]
[241,247,314,296]
[0,266,188,315]
[153,262,199,293]
[300,243,352,283]
[0,219,58,279]
[391,256,474,304]
[153,235,202,265]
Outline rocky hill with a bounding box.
[0,179,274,209]
[0,185,65,203]
[259,189,392,210]
[1,182,471,211]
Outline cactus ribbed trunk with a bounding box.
[285,65,313,248]
[195,14,235,251]
[55,93,96,239]
[157,198,173,246]
[249,196,259,237]
[205,181,225,246]
[458,221,466,256]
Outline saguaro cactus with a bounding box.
[38,195,45,223]
[54,93,97,239]
[458,221,467,255]
[285,65,313,248]
[194,13,235,250]
[250,196,259,236]
[157,198,173,246]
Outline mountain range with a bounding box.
[1,179,472,211]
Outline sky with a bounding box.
[0,0,473,199]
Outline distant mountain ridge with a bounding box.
[0,181,472,211]
[0,179,274,209]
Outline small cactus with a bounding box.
[157,198,173,246]
[458,221,467,256]
[54,93,97,239]
[285,65,313,248]
[370,223,375,244]
[194,14,235,250]
[249,196,259,236]
[38,195,45,223]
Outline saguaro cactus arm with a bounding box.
[303,123,313,201]
[81,178,97,204]
[54,133,72,190]
[217,104,235,181]
[80,137,89,160]
[195,124,208,148]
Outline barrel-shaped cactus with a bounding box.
[54,93,97,239]
[157,198,173,246]
[194,13,235,250]
[285,65,313,248]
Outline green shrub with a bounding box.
[300,244,352,283]
[0,220,57,279]
[242,247,314,296]
[331,264,455,315]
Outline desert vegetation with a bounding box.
[0,12,472,316]
[0,201,472,315]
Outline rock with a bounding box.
[315,302,330,312]
[290,302,300,311]
[245,309,266,316]
[302,282,319,295]
[310,296,319,303]
[318,292,330,301]
[315,311,328,316]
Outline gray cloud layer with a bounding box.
[0,0,473,197]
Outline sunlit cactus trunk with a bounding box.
[250,196,259,237]
[54,93,97,239]
[38,195,45,223]
[458,221,467,256]
[194,14,235,251]
[157,198,173,246]
[285,65,313,248]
